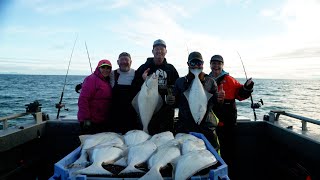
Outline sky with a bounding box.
[0,0,320,79]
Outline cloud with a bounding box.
[21,0,132,14]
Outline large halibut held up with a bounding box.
[132,73,163,133]
[183,69,212,124]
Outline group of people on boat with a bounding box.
[77,39,254,175]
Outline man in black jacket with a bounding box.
[132,39,179,135]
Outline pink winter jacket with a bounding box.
[77,66,112,124]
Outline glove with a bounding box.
[185,72,195,82]
[166,95,175,105]
[199,72,205,82]
[80,120,92,132]
[186,72,206,82]
[75,83,82,93]
[244,78,254,90]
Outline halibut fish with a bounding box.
[75,145,124,175]
[173,149,218,180]
[124,129,151,147]
[132,73,163,133]
[70,132,124,168]
[183,69,212,124]
[139,142,181,180]
[119,140,157,175]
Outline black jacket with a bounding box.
[132,57,179,97]
[131,57,179,135]
[174,74,220,150]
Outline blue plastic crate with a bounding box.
[49,132,229,180]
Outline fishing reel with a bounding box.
[55,103,69,111]
[251,99,263,109]
[25,100,42,113]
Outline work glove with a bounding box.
[166,95,175,105]
[186,72,206,82]
[185,72,195,82]
[75,83,82,93]
[81,120,92,132]
[244,78,254,90]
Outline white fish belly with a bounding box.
[138,84,159,132]
[188,79,207,124]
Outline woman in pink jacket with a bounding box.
[77,59,113,134]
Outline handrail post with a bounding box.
[3,119,8,130]
[35,112,43,124]
[268,112,275,122]
[302,121,307,131]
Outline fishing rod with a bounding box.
[56,35,78,119]
[75,41,92,93]
[236,51,263,121]
[85,41,93,73]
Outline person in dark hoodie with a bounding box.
[131,39,179,135]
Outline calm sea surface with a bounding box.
[0,74,319,131]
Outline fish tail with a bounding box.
[68,154,89,168]
[119,165,145,175]
[139,167,163,180]
[76,164,113,175]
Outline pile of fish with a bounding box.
[68,130,218,180]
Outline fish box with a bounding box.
[49,132,229,180]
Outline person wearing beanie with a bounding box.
[131,39,179,135]
[208,54,254,178]
[109,52,141,134]
[77,59,113,134]
[174,51,223,153]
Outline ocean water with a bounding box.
[0,74,319,130]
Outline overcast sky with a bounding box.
[0,0,319,79]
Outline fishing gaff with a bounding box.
[56,35,78,119]
[236,51,258,121]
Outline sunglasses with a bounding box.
[189,60,204,67]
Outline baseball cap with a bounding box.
[188,51,204,63]
[210,55,224,63]
[153,39,166,48]
[98,59,112,68]
[118,52,131,59]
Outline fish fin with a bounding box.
[139,167,163,180]
[154,94,163,113]
[131,92,140,114]
[68,153,90,168]
[76,163,113,175]
[205,89,213,101]
[119,165,145,175]
[183,88,191,101]
[113,157,127,167]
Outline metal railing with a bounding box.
[267,110,320,131]
[0,101,44,130]
[0,112,43,130]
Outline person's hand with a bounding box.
[185,72,195,82]
[244,78,254,90]
[81,120,91,131]
[142,68,150,80]
[166,95,175,105]
[217,84,225,103]
[199,72,205,82]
